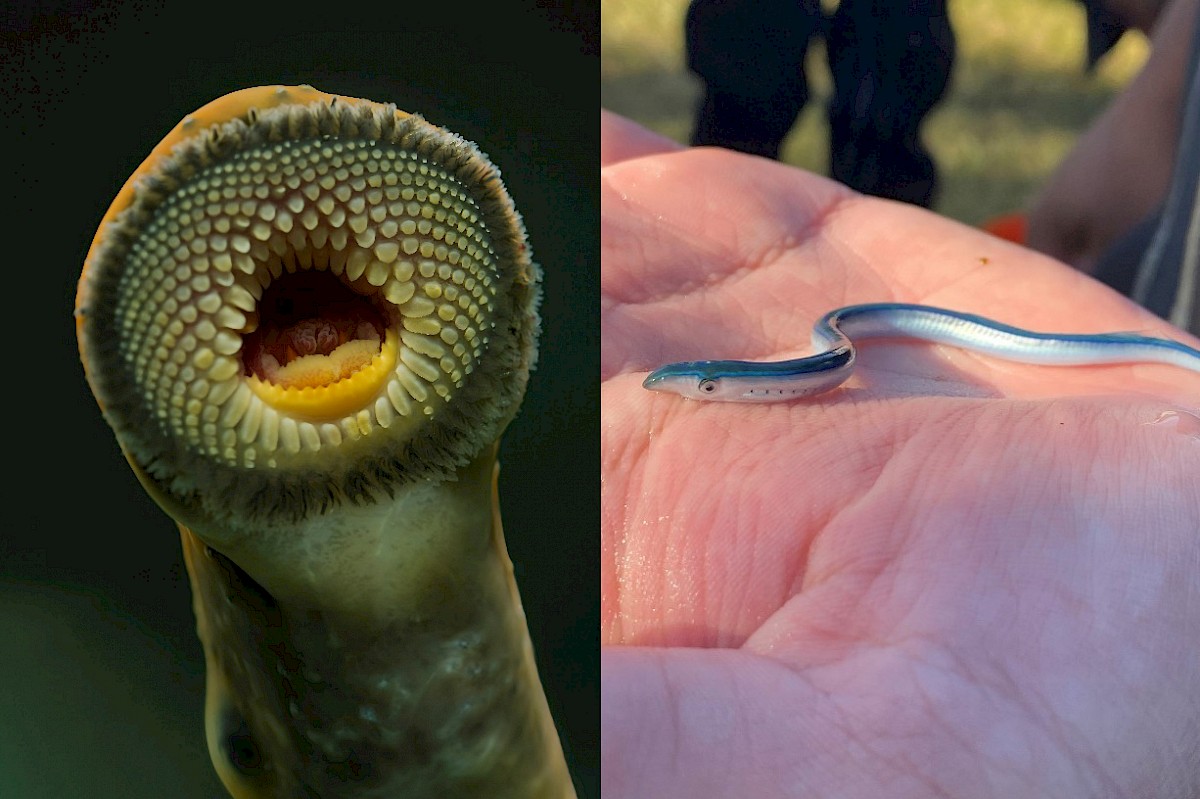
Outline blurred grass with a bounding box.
[601,0,1149,226]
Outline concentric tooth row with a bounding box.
[112,136,505,470]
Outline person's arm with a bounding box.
[1025,0,1197,272]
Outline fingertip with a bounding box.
[601,110,684,167]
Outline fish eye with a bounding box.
[698,378,717,393]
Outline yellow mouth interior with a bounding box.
[240,269,398,420]
[247,330,399,421]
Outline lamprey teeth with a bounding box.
[125,137,498,448]
[76,85,540,525]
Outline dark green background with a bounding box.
[2,2,598,796]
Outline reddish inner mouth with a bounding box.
[242,270,388,387]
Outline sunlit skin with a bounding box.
[601,111,1200,798]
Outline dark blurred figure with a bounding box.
[685,0,823,160]
[685,0,955,207]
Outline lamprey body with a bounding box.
[76,85,575,797]
[643,302,1200,402]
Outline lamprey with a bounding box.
[76,85,575,797]
[643,302,1200,402]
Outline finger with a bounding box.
[601,110,683,166]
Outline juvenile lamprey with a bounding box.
[75,85,574,797]
[644,303,1200,402]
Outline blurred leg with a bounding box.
[685,0,822,159]
[826,0,955,207]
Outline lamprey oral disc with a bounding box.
[76,85,575,798]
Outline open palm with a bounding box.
[601,111,1200,799]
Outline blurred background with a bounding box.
[2,2,598,797]
[602,0,1149,227]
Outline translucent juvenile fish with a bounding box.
[645,303,1200,402]
[76,85,575,798]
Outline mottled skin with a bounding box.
[166,447,570,798]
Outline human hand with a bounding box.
[1025,0,1196,272]
[601,110,1200,798]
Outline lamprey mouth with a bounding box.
[75,87,573,797]
[76,85,539,529]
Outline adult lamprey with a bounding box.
[76,85,575,797]
[643,302,1200,402]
